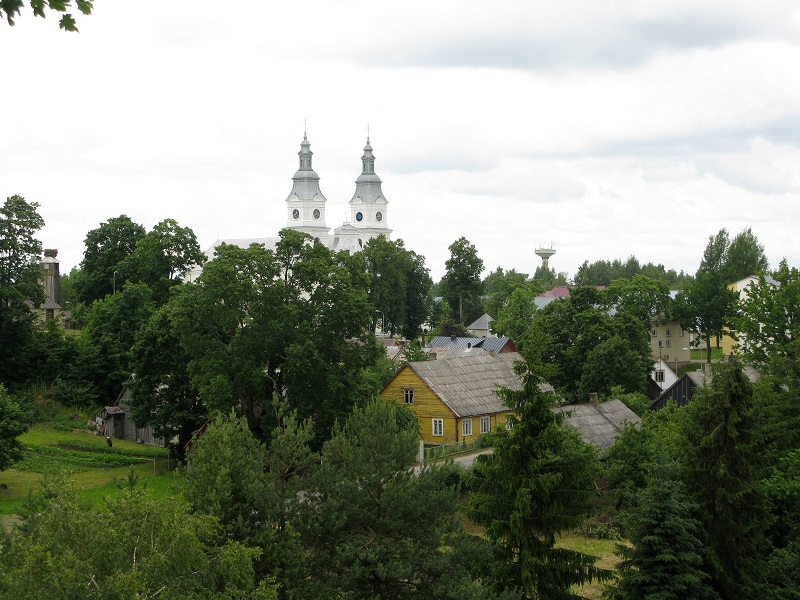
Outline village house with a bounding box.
[380,351,538,445]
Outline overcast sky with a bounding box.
[2,1,799,282]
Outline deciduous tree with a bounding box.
[1,0,93,31]
[441,237,484,325]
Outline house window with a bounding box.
[658,340,663,348]
[679,328,685,337]
[666,328,671,337]
[651,328,657,337]
[480,416,491,434]
[655,370,665,382]
[665,340,671,348]
[403,389,414,404]
[432,418,443,437]
[463,419,473,437]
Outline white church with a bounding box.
[188,133,392,280]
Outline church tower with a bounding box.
[285,133,330,242]
[348,137,391,245]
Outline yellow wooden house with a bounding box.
[381,351,552,445]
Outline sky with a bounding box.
[2,0,799,282]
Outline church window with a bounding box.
[313,209,320,219]
[376,211,382,222]
[356,212,363,222]
[292,209,299,220]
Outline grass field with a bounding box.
[0,418,178,518]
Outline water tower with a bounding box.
[535,244,556,271]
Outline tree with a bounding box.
[482,267,536,318]
[129,302,204,459]
[131,230,382,445]
[575,256,690,288]
[1,0,93,31]
[184,410,269,543]
[698,227,768,283]
[0,384,27,471]
[0,195,45,389]
[674,270,737,363]
[0,476,276,599]
[441,237,484,325]
[121,217,205,305]
[604,275,671,324]
[75,215,146,305]
[611,446,718,600]
[530,287,652,400]
[303,399,485,599]
[724,227,769,282]
[361,236,432,338]
[682,361,772,598]
[468,363,610,598]
[734,260,800,369]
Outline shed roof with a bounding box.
[552,399,639,451]
[404,352,552,418]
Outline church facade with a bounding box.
[190,133,393,280]
[285,133,392,252]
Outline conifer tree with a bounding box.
[611,446,718,600]
[682,361,772,598]
[468,363,611,598]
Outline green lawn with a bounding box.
[690,347,724,360]
[0,422,176,517]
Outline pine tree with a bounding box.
[468,362,611,598]
[612,446,718,600]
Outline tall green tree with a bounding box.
[441,237,484,325]
[611,446,718,600]
[121,217,205,305]
[129,302,204,459]
[469,364,610,598]
[682,361,772,598]
[0,195,45,389]
[304,399,486,599]
[674,270,737,363]
[74,214,146,305]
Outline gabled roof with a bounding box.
[399,351,547,418]
[466,313,493,331]
[552,399,640,451]
[428,336,516,353]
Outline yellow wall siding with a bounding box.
[381,367,516,445]
[381,367,458,444]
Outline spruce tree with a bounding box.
[468,363,611,598]
[682,361,772,598]
[612,446,718,600]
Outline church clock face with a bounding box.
[292,209,299,220]
[313,209,320,219]
[356,212,363,222]
[376,211,383,222]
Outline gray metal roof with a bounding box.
[428,336,514,353]
[406,352,552,418]
[552,399,640,452]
